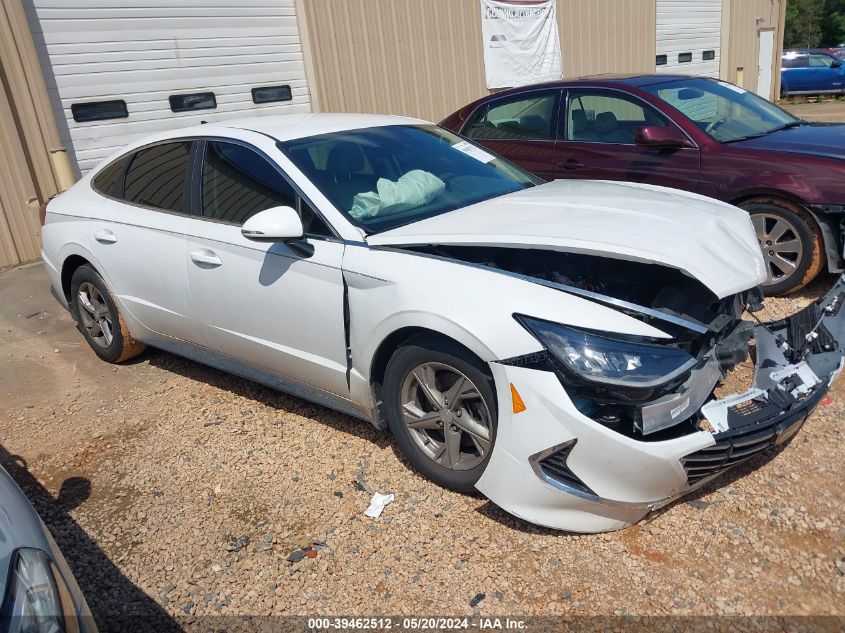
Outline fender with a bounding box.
[805,206,844,273]
[348,308,498,414]
[53,239,149,340]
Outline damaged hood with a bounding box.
[367,179,766,298]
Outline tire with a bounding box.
[69,265,146,363]
[741,199,824,296]
[383,336,497,492]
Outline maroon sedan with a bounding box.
[441,75,845,295]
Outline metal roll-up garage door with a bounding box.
[656,0,722,77]
[25,0,312,175]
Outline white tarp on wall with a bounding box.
[480,0,562,89]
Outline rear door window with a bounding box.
[123,141,192,213]
[464,92,558,141]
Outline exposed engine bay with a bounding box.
[409,245,841,443]
[411,245,740,328]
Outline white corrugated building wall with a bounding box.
[17,0,784,182]
[655,0,723,77]
[25,0,312,175]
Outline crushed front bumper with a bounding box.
[477,275,845,533]
[680,275,845,488]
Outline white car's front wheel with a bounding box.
[383,337,497,492]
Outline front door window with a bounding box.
[565,92,668,145]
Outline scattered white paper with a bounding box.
[452,140,496,164]
[364,492,395,518]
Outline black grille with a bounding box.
[682,423,781,484]
[682,380,824,486]
[499,350,552,370]
[538,442,595,495]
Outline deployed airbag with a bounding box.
[350,170,445,220]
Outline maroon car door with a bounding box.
[554,88,701,191]
[460,89,561,179]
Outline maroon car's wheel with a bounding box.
[741,199,823,296]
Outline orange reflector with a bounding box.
[510,383,526,414]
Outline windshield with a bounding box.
[277,125,539,233]
[642,77,800,142]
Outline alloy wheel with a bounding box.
[77,282,114,348]
[751,212,804,284]
[399,362,492,471]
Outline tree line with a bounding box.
[785,0,845,48]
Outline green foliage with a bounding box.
[785,0,824,48]
[820,0,845,46]
[785,0,845,48]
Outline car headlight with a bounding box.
[1,548,80,633]
[516,315,696,387]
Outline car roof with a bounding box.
[219,112,429,141]
[578,73,704,86]
[463,74,713,103]
[86,112,434,171]
[783,49,834,56]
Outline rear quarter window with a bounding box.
[91,156,129,197]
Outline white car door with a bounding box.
[185,139,349,397]
[87,141,200,342]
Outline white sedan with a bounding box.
[41,114,845,532]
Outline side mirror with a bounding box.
[635,125,689,148]
[241,206,303,242]
[833,59,842,68]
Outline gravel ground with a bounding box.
[0,264,843,631]
[782,100,845,123]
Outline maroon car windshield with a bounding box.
[642,78,799,142]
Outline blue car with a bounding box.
[781,49,845,96]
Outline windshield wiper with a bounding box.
[773,120,804,131]
[722,120,804,143]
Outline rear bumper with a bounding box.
[42,249,68,310]
[477,276,845,533]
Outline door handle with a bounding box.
[190,249,222,267]
[559,160,584,170]
[93,229,117,244]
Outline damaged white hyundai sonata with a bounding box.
[42,114,845,532]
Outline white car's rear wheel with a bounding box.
[384,337,497,492]
[69,265,146,363]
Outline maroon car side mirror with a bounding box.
[635,126,690,148]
